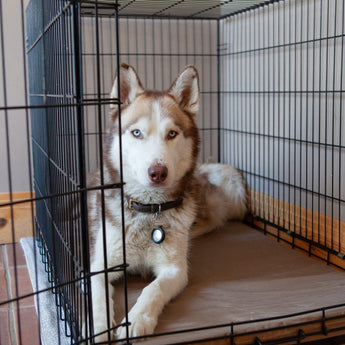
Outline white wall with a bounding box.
[0,0,31,193]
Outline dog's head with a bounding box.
[107,63,200,197]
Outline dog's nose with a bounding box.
[148,164,168,183]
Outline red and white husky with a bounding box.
[88,63,247,341]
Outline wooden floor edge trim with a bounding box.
[0,191,35,204]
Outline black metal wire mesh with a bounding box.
[0,0,344,344]
[26,0,96,341]
[219,0,345,266]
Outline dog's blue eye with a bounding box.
[132,129,142,138]
[168,130,178,139]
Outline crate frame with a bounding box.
[0,0,344,344]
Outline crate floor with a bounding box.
[113,221,345,344]
[16,222,345,344]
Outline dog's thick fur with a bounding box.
[87,64,247,341]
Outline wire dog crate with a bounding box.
[0,0,345,344]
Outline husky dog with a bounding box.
[87,63,247,341]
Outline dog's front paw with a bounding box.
[116,311,157,340]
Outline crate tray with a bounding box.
[113,221,345,344]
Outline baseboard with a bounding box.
[0,192,35,244]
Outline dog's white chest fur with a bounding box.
[91,193,195,271]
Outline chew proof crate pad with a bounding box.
[111,222,345,344]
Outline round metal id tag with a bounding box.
[151,226,165,244]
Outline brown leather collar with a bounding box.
[126,196,183,214]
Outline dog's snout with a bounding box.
[148,164,168,183]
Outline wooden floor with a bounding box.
[0,192,35,244]
[0,243,40,345]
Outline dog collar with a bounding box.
[126,197,183,214]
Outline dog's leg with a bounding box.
[117,263,188,339]
[91,274,114,341]
[87,217,125,342]
[90,260,122,343]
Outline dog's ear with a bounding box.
[168,65,200,116]
[110,63,144,109]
